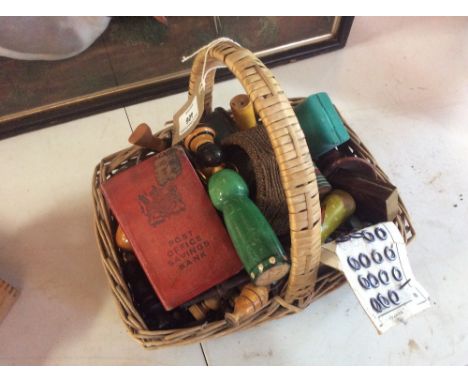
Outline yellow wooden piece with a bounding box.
[225,283,269,326]
[321,190,356,243]
[230,94,257,130]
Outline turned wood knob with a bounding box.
[115,225,133,251]
[225,283,269,326]
[184,125,224,168]
[129,123,168,152]
[321,190,356,243]
[230,94,257,130]
[188,296,221,321]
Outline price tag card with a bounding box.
[335,222,431,333]
[172,80,205,145]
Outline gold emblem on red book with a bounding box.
[138,186,185,227]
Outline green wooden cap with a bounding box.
[294,92,350,158]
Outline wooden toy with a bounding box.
[184,125,224,168]
[294,92,350,159]
[128,123,169,152]
[115,225,133,251]
[321,190,356,243]
[328,169,399,222]
[208,168,290,286]
[225,283,269,326]
[188,297,221,321]
[323,156,378,180]
[201,107,237,144]
[230,94,257,130]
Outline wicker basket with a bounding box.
[92,40,415,348]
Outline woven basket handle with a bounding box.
[187,39,322,306]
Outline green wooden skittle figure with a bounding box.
[208,169,290,286]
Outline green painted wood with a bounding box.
[321,190,356,243]
[208,169,288,283]
[294,92,350,158]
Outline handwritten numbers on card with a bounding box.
[172,80,205,145]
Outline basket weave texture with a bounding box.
[92,41,415,348]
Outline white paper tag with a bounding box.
[172,80,205,145]
[335,222,431,333]
[179,96,200,135]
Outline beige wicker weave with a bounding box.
[92,40,415,348]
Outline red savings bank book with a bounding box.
[101,146,243,310]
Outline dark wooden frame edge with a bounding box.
[0,17,354,140]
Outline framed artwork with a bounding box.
[0,16,354,140]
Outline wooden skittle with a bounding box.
[185,122,290,287]
[0,278,18,325]
[209,168,290,286]
[225,283,269,326]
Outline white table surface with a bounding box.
[1,16,467,365]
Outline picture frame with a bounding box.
[0,16,354,140]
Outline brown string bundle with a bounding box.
[221,125,290,236]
